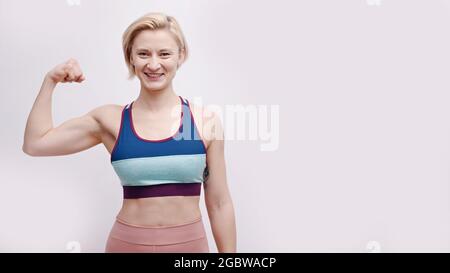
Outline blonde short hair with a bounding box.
[122,12,189,79]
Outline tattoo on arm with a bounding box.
[203,165,209,182]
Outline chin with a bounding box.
[141,81,167,91]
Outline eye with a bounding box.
[138,52,148,56]
[161,53,170,56]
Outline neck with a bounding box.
[134,83,179,113]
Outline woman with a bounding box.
[22,12,236,253]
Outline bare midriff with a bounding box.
[116,195,202,227]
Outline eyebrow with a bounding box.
[135,48,174,52]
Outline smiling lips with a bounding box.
[144,72,165,80]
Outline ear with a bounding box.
[130,57,136,71]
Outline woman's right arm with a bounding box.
[22,58,103,157]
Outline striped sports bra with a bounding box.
[110,95,208,199]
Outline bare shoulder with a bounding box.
[188,101,220,122]
[88,103,123,118]
[188,100,223,149]
[87,104,126,133]
[88,103,122,115]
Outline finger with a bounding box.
[62,73,70,83]
[67,68,76,82]
[75,73,85,82]
[73,64,84,82]
[62,64,72,81]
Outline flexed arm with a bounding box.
[22,58,102,156]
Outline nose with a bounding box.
[145,59,162,71]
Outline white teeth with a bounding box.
[145,73,163,76]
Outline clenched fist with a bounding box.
[46,58,86,84]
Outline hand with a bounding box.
[46,58,86,84]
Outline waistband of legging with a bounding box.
[110,216,206,245]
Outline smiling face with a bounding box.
[130,29,185,91]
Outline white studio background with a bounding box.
[1,0,450,252]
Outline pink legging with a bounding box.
[105,217,210,253]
